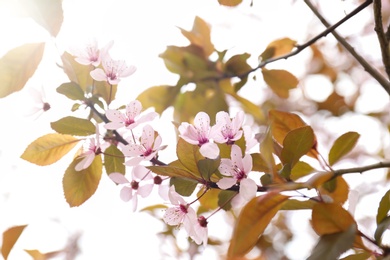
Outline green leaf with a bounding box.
[281,126,315,168]
[148,160,199,179]
[377,189,390,224]
[290,161,316,181]
[21,133,80,166]
[328,132,360,166]
[63,155,103,207]
[20,0,63,37]
[170,177,198,196]
[50,116,95,136]
[104,145,125,175]
[280,199,316,210]
[307,224,356,260]
[228,192,289,257]
[251,153,270,173]
[374,215,390,244]
[262,68,298,98]
[218,190,237,211]
[1,225,27,260]
[176,138,202,176]
[56,82,85,100]
[0,43,45,98]
[197,158,220,181]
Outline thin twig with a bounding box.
[333,161,390,177]
[304,0,390,96]
[373,0,390,80]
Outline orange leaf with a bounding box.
[262,68,298,98]
[228,192,289,257]
[1,225,27,260]
[259,37,297,61]
[179,16,214,56]
[318,176,349,204]
[218,0,242,7]
[311,203,356,235]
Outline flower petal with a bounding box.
[109,173,129,184]
[120,186,133,202]
[239,178,257,201]
[90,68,107,82]
[199,142,219,159]
[217,177,237,189]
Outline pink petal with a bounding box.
[122,144,144,157]
[105,109,126,123]
[217,177,236,189]
[104,122,124,130]
[90,68,107,82]
[109,173,130,184]
[132,165,151,180]
[199,142,219,159]
[141,125,155,149]
[239,178,257,201]
[131,195,138,211]
[120,65,137,77]
[137,184,154,198]
[75,153,95,171]
[163,207,184,225]
[126,100,142,119]
[242,154,253,173]
[231,145,244,169]
[120,186,133,202]
[194,112,210,134]
[124,156,144,166]
[136,111,159,125]
[218,159,233,176]
[178,124,200,145]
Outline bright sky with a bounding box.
[0,0,388,259]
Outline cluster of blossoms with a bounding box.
[71,40,259,246]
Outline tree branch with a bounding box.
[333,161,390,177]
[304,0,390,96]
[373,0,390,80]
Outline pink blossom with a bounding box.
[213,111,244,144]
[178,112,219,159]
[217,144,257,201]
[90,51,136,85]
[190,216,208,246]
[163,186,197,234]
[109,165,153,211]
[75,124,106,171]
[123,124,166,166]
[104,100,158,130]
[73,39,113,66]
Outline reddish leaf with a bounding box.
[228,192,289,257]
[1,225,27,260]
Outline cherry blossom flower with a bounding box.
[217,144,257,201]
[163,186,197,234]
[75,125,108,171]
[190,216,208,246]
[90,51,136,85]
[24,86,51,120]
[104,100,158,130]
[178,112,219,159]
[242,125,259,152]
[109,165,153,211]
[123,124,166,166]
[213,111,244,144]
[73,39,113,67]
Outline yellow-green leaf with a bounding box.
[262,68,298,98]
[228,192,289,257]
[136,85,180,114]
[1,225,27,260]
[259,37,297,61]
[377,189,390,224]
[290,161,316,181]
[281,126,315,168]
[170,177,198,196]
[104,145,125,175]
[0,43,45,98]
[61,52,93,91]
[148,160,199,179]
[218,0,242,6]
[21,0,63,37]
[224,53,252,76]
[281,199,316,210]
[63,155,103,207]
[328,131,360,166]
[311,203,356,235]
[56,82,85,100]
[94,81,117,105]
[176,138,202,176]
[21,134,80,166]
[179,16,214,57]
[50,116,95,136]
